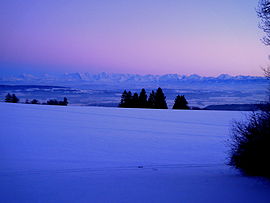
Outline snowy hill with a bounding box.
[1,103,270,202]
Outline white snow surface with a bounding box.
[0,103,270,203]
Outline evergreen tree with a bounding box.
[132,92,139,108]
[25,99,30,104]
[138,88,148,108]
[119,90,132,108]
[126,91,133,107]
[154,87,168,109]
[119,90,128,107]
[173,95,190,109]
[5,93,12,103]
[119,88,168,109]
[59,97,68,106]
[47,99,59,105]
[31,99,39,104]
[63,97,68,106]
[5,93,19,103]
[11,94,19,103]
[147,90,156,108]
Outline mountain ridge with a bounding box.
[0,72,266,84]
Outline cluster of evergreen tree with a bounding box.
[148,88,168,109]
[119,88,190,109]
[119,88,150,108]
[26,98,68,106]
[46,97,68,106]
[5,93,19,103]
[4,93,68,106]
[25,98,68,106]
[25,99,40,104]
[119,88,170,109]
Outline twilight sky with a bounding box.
[1,0,269,76]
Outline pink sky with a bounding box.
[1,0,269,76]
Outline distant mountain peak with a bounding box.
[217,74,233,80]
[0,72,266,87]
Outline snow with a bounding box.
[1,72,266,85]
[0,103,270,202]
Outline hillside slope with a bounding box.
[0,103,270,202]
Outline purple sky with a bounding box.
[1,0,269,76]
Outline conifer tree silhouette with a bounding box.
[31,99,39,104]
[126,91,133,107]
[5,93,12,103]
[119,90,133,107]
[147,90,156,108]
[154,88,168,109]
[119,90,128,107]
[138,88,148,108]
[63,97,68,106]
[11,94,19,103]
[173,95,190,109]
[59,97,68,106]
[5,93,19,103]
[132,93,139,108]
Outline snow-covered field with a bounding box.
[0,103,270,203]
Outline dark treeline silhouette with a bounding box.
[119,88,168,109]
[25,99,40,104]
[30,99,40,104]
[46,97,68,106]
[4,93,68,106]
[119,88,190,109]
[25,97,68,106]
[5,93,19,103]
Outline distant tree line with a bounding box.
[46,98,68,106]
[119,87,190,109]
[4,93,68,106]
[5,93,19,103]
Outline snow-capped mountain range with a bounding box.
[0,72,266,83]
